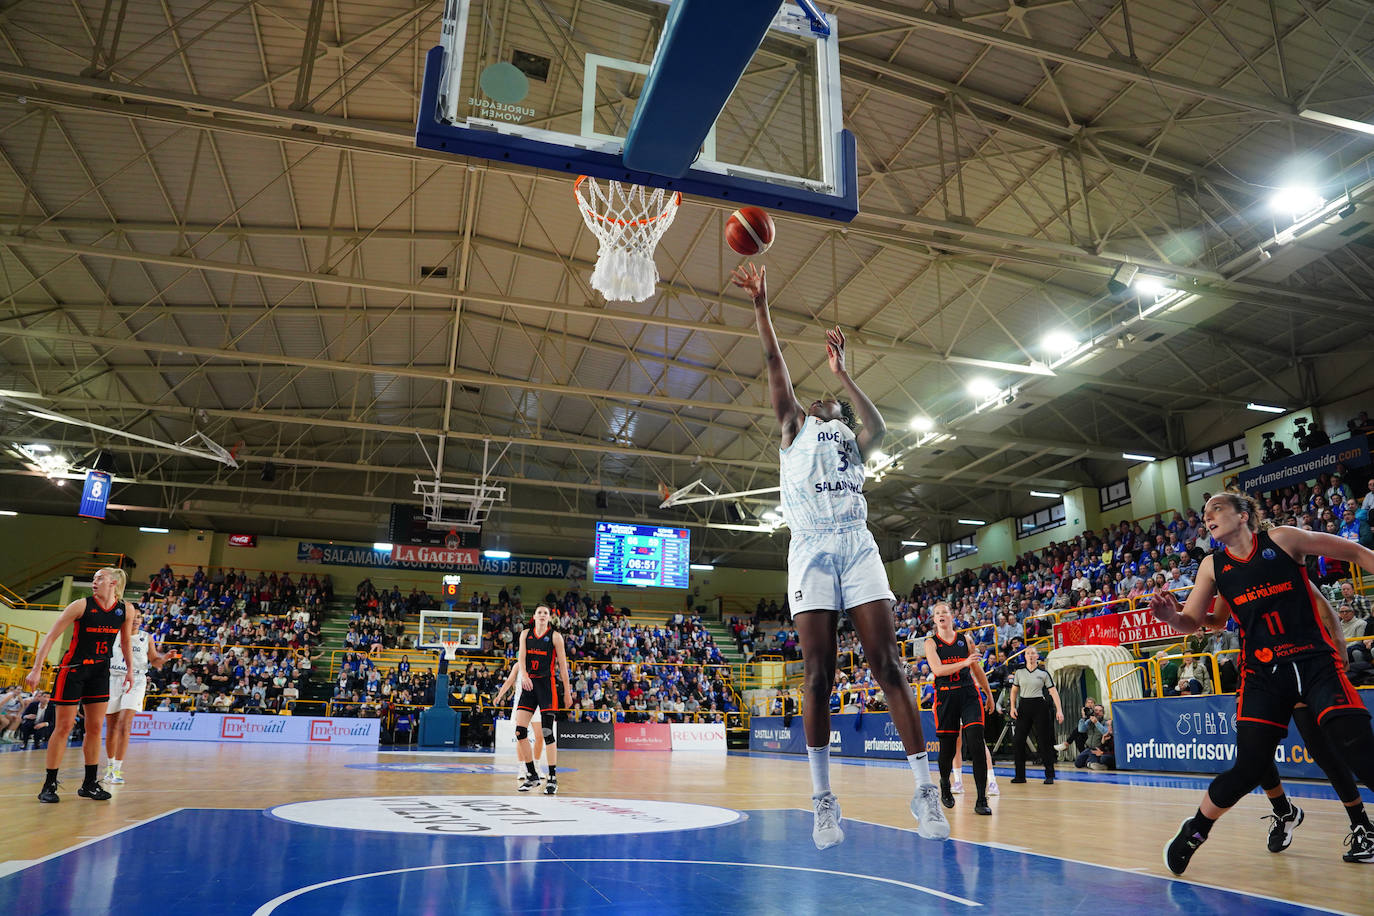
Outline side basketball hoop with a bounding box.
[574,175,681,302]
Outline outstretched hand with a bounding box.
[1149,588,1181,624]
[826,326,847,376]
[730,262,766,302]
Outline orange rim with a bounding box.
[574,175,681,227]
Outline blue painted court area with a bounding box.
[0,803,1343,915]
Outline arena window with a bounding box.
[946,538,978,561]
[1099,478,1130,511]
[1017,502,1066,539]
[1184,436,1248,482]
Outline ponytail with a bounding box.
[99,566,128,601]
[1213,492,1259,531]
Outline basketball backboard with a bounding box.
[416,0,856,221]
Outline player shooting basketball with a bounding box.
[731,262,948,850]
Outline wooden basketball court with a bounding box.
[1,741,1366,914]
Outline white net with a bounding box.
[574,176,681,302]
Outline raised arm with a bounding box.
[825,326,886,460]
[1308,583,1347,664]
[731,263,805,441]
[1271,525,1374,575]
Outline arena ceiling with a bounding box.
[1,0,1373,568]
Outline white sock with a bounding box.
[908,752,934,788]
[111,758,121,769]
[807,745,832,797]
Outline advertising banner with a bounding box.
[558,720,615,749]
[298,542,579,579]
[1237,437,1371,493]
[614,722,672,751]
[749,713,941,760]
[669,722,726,751]
[1053,608,1178,649]
[1114,692,1374,778]
[227,534,258,548]
[129,711,379,745]
[389,544,479,566]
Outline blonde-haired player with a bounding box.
[25,567,134,803]
[104,603,177,784]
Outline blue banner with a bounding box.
[1114,691,1374,778]
[297,542,579,579]
[750,712,940,760]
[78,469,111,519]
[1237,437,1371,493]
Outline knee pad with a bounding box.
[541,712,557,745]
[514,725,529,741]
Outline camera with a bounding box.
[1293,416,1329,452]
[1261,431,1293,464]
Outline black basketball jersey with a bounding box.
[523,626,556,679]
[931,631,974,690]
[61,596,125,667]
[1211,529,1337,666]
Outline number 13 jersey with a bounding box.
[1211,529,1339,666]
[779,416,867,531]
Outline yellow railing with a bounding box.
[3,551,128,600]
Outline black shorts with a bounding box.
[934,685,984,735]
[53,661,111,706]
[1237,653,1369,730]
[516,676,557,714]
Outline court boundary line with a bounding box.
[840,814,1357,916]
[248,856,982,914]
[0,807,185,878]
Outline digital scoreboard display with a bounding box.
[593,522,690,589]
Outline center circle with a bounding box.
[265,795,742,837]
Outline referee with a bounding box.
[1009,646,1064,785]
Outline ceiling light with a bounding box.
[483,549,511,559]
[1298,109,1374,135]
[373,543,394,552]
[26,442,51,453]
[690,564,714,571]
[901,540,928,547]
[909,416,934,432]
[1122,452,1156,462]
[1133,275,1168,297]
[1270,186,1324,216]
[967,378,999,399]
[1041,331,1076,355]
[904,551,921,562]
[957,518,985,526]
[1246,403,1286,414]
[139,526,169,534]
[869,449,889,464]
[1030,490,1060,498]
[0,510,17,516]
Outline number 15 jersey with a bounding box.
[779,415,867,531]
[1211,529,1338,667]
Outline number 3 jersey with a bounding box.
[779,415,868,531]
[1211,529,1339,666]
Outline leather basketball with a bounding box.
[725,206,775,256]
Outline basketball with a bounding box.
[725,206,776,256]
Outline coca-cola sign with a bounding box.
[227,534,257,547]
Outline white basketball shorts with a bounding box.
[106,674,147,714]
[787,523,894,615]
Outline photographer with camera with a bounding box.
[1073,704,1111,770]
[1055,696,1099,756]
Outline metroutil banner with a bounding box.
[130,711,380,745]
[298,542,580,579]
[1114,691,1374,777]
[749,712,941,760]
[1237,437,1371,493]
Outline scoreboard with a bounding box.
[593,522,690,589]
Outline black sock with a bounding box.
[44,768,58,787]
[548,765,557,778]
[1190,808,1216,838]
[525,761,537,777]
[1347,802,1373,831]
[84,763,98,784]
[1268,793,1292,817]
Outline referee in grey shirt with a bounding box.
[1009,646,1064,785]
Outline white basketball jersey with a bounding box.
[109,632,150,680]
[779,415,867,531]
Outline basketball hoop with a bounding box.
[574,175,681,302]
[440,640,462,662]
